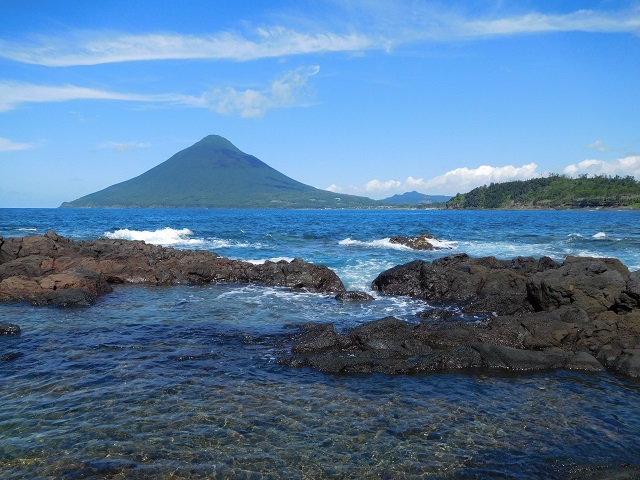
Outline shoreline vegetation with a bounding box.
[443,174,640,210]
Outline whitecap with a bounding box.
[339,237,413,251]
[104,227,205,247]
[592,232,606,239]
[16,228,38,232]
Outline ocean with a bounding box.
[1,208,639,479]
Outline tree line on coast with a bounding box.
[444,174,640,209]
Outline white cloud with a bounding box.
[326,184,343,193]
[423,163,540,193]
[365,178,402,192]
[97,141,151,152]
[0,67,318,117]
[0,137,33,151]
[0,81,178,112]
[0,6,638,66]
[563,156,640,177]
[0,29,373,67]
[458,10,640,38]
[205,65,319,118]
[328,163,541,198]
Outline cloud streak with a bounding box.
[97,141,151,152]
[0,5,638,66]
[0,137,34,152]
[0,81,179,112]
[0,66,318,117]
[0,29,372,67]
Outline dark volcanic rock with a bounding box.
[389,233,440,250]
[0,323,20,335]
[0,231,345,306]
[280,316,604,375]
[371,254,560,315]
[282,253,640,377]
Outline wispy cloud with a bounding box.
[587,139,613,152]
[97,141,151,152]
[564,156,640,177]
[0,81,181,112]
[205,65,320,118]
[0,137,34,152]
[0,66,318,117]
[0,29,373,67]
[0,4,638,66]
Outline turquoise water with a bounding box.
[1,209,639,478]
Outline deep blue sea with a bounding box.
[1,208,639,479]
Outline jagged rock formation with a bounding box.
[0,231,345,307]
[282,254,640,376]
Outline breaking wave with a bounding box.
[104,228,204,246]
[103,227,261,250]
[338,237,457,250]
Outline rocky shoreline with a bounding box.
[283,254,640,377]
[0,231,345,307]
[2,231,639,376]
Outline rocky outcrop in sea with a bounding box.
[282,254,640,377]
[388,233,445,250]
[0,231,345,307]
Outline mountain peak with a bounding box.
[194,135,241,152]
[60,135,378,209]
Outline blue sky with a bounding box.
[1,0,639,207]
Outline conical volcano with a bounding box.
[61,135,377,208]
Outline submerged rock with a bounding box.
[335,291,375,302]
[0,231,345,306]
[280,316,604,375]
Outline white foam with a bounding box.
[104,227,205,247]
[17,228,38,232]
[208,238,255,249]
[244,257,295,265]
[592,232,606,239]
[339,237,413,251]
[339,237,456,251]
[103,228,262,250]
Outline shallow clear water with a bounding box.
[1,208,639,478]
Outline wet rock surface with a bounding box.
[283,254,640,377]
[388,233,442,250]
[0,231,345,306]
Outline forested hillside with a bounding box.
[446,175,640,209]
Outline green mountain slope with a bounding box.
[446,175,640,209]
[61,135,378,208]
